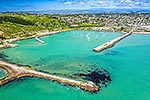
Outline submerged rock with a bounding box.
[0,53,8,59]
[74,69,112,87]
[105,50,119,56]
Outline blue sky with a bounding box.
[0,0,150,12]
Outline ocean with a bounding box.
[0,30,150,100]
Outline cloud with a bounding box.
[79,1,86,5]
[64,1,73,5]
[135,2,140,5]
[125,0,132,3]
[98,1,106,4]
[61,0,150,8]
[120,0,124,2]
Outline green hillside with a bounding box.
[0,13,70,39]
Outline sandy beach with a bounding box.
[0,29,72,49]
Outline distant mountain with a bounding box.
[28,8,150,14]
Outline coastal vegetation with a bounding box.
[0,12,150,41]
[0,13,70,39]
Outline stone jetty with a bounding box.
[0,60,99,92]
[93,32,132,52]
[93,17,144,52]
[35,37,45,44]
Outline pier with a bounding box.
[93,17,144,52]
[93,32,132,52]
[35,37,45,44]
[0,60,99,92]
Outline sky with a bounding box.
[61,0,150,8]
[0,0,150,12]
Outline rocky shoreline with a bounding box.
[0,60,99,92]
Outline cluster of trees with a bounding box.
[0,13,70,39]
[0,16,34,25]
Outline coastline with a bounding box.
[0,29,73,49]
[132,32,150,34]
[1,29,150,49]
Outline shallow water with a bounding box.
[0,30,150,100]
[0,68,7,79]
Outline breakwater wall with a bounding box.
[0,60,99,92]
[93,32,132,52]
[35,37,45,44]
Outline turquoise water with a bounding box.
[0,30,150,100]
[0,68,7,79]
